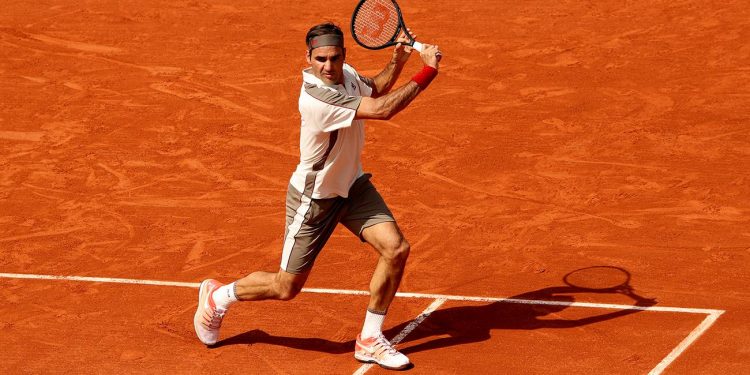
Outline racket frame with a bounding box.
[350,0,424,52]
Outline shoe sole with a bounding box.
[193,280,217,346]
[354,352,410,370]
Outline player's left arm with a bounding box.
[362,31,415,98]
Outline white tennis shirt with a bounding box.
[289,63,373,199]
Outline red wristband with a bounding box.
[411,66,438,90]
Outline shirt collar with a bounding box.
[302,68,323,85]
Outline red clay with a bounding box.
[1,0,749,373]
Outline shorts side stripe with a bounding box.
[280,192,312,271]
[280,130,338,272]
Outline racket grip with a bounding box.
[411,41,441,62]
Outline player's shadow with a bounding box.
[215,277,656,355]
[382,284,656,355]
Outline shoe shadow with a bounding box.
[214,329,355,354]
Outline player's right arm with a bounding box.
[355,44,441,120]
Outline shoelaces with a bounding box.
[374,334,398,355]
[204,308,225,329]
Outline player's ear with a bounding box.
[342,47,346,61]
[305,49,311,64]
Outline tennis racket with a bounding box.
[351,0,431,53]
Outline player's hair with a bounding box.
[306,22,344,51]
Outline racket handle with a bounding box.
[411,41,441,62]
[410,41,441,62]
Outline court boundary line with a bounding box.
[0,272,725,374]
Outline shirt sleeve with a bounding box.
[356,74,374,98]
[302,85,362,132]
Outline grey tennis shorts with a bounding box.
[280,173,395,274]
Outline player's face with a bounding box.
[307,46,345,85]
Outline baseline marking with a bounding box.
[0,272,725,374]
[0,272,200,288]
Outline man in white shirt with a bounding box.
[194,22,441,370]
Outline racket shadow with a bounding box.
[385,277,657,355]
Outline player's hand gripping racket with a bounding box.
[351,0,436,55]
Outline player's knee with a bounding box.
[383,238,410,265]
[274,279,303,301]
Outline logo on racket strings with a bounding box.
[362,3,391,39]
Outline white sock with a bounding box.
[360,309,386,339]
[212,282,239,310]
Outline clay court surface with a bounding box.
[1,0,749,374]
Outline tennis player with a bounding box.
[194,22,440,370]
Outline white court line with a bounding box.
[0,272,726,374]
[0,272,200,288]
[306,287,722,315]
[648,310,724,375]
[0,273,720,314]
[353,298,447,375]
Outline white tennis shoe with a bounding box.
[354,333,411,370]
[193,279,226,346]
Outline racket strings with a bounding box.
[353,0,400,47]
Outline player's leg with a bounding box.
[361,221,410,315]
[353,221,411,370]
[194,257,315,346]
[340,174,411,369]
[194,183,342,346]
[233,268,310,301]
[193,270,310,346]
